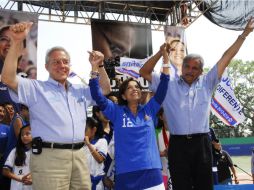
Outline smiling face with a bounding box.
[169,41,186,67]
[121,80,142,104]
[0,29,11,60]
[5,103,14,119]
[45,49,70,85]
[182,58,203,85]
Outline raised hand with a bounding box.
[9,22,33,42]
[84,135,90,145]
[88,50,104,69]
[160,43,170,64]
[242,17,254,37]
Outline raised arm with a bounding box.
[1,22,32,92]
[217,18,254,78]
[88,51,111,95]
[88,51,109,110]
[139,43,165,82]
[150,44,170,104]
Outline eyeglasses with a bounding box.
[50,58,71,66]
[0,36,11,43]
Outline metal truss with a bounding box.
[0,0,214,31]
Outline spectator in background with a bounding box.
[92,106,113,144]
[213,142,239,185]
[17,54,30,73]
[156,108,170,190]
[4,102,15,121]
[84,117,108,190]
[103,134,115,190]
[1,22,111,190]
[3,124,32,190]
[209,127,220,185]
[25,65,37,79]
[4,104,29,162]
[106,92,118,104]
[0,104,10,187]
[0,103,11,126]
[92,105,114,189]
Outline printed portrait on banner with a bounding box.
[164,26,187,76]
[0,10,38,78]
[91,19,152,92]
[0,10,38,106]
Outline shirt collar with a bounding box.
[178,75,200,86]
[47,77,72,88]
[123,104,144,114]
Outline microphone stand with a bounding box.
[233,164,253,178]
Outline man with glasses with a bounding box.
[1,22,111,190]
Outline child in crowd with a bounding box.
[156,108,171,190]
[103,134,115,190]
[2,124,32,190]
[84,117,108,190]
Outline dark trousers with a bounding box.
[168,134,213,190]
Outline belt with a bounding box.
[170,133,208,140]
[42,142,84,149]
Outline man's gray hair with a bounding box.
[45,46,70,64]
[182,54,204,69]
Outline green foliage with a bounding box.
[211,59,254,137]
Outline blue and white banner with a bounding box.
[114,57,149,91]
[115,57,145,79]
[211,71,245,126]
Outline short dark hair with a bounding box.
[19,104,28,111]
[118,78,142,105]
[86,117,104,138]
[92,106,100,120]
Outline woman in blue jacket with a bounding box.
[89,45,170,190]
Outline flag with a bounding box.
[68,71,87,85]
[68,71,77,78]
